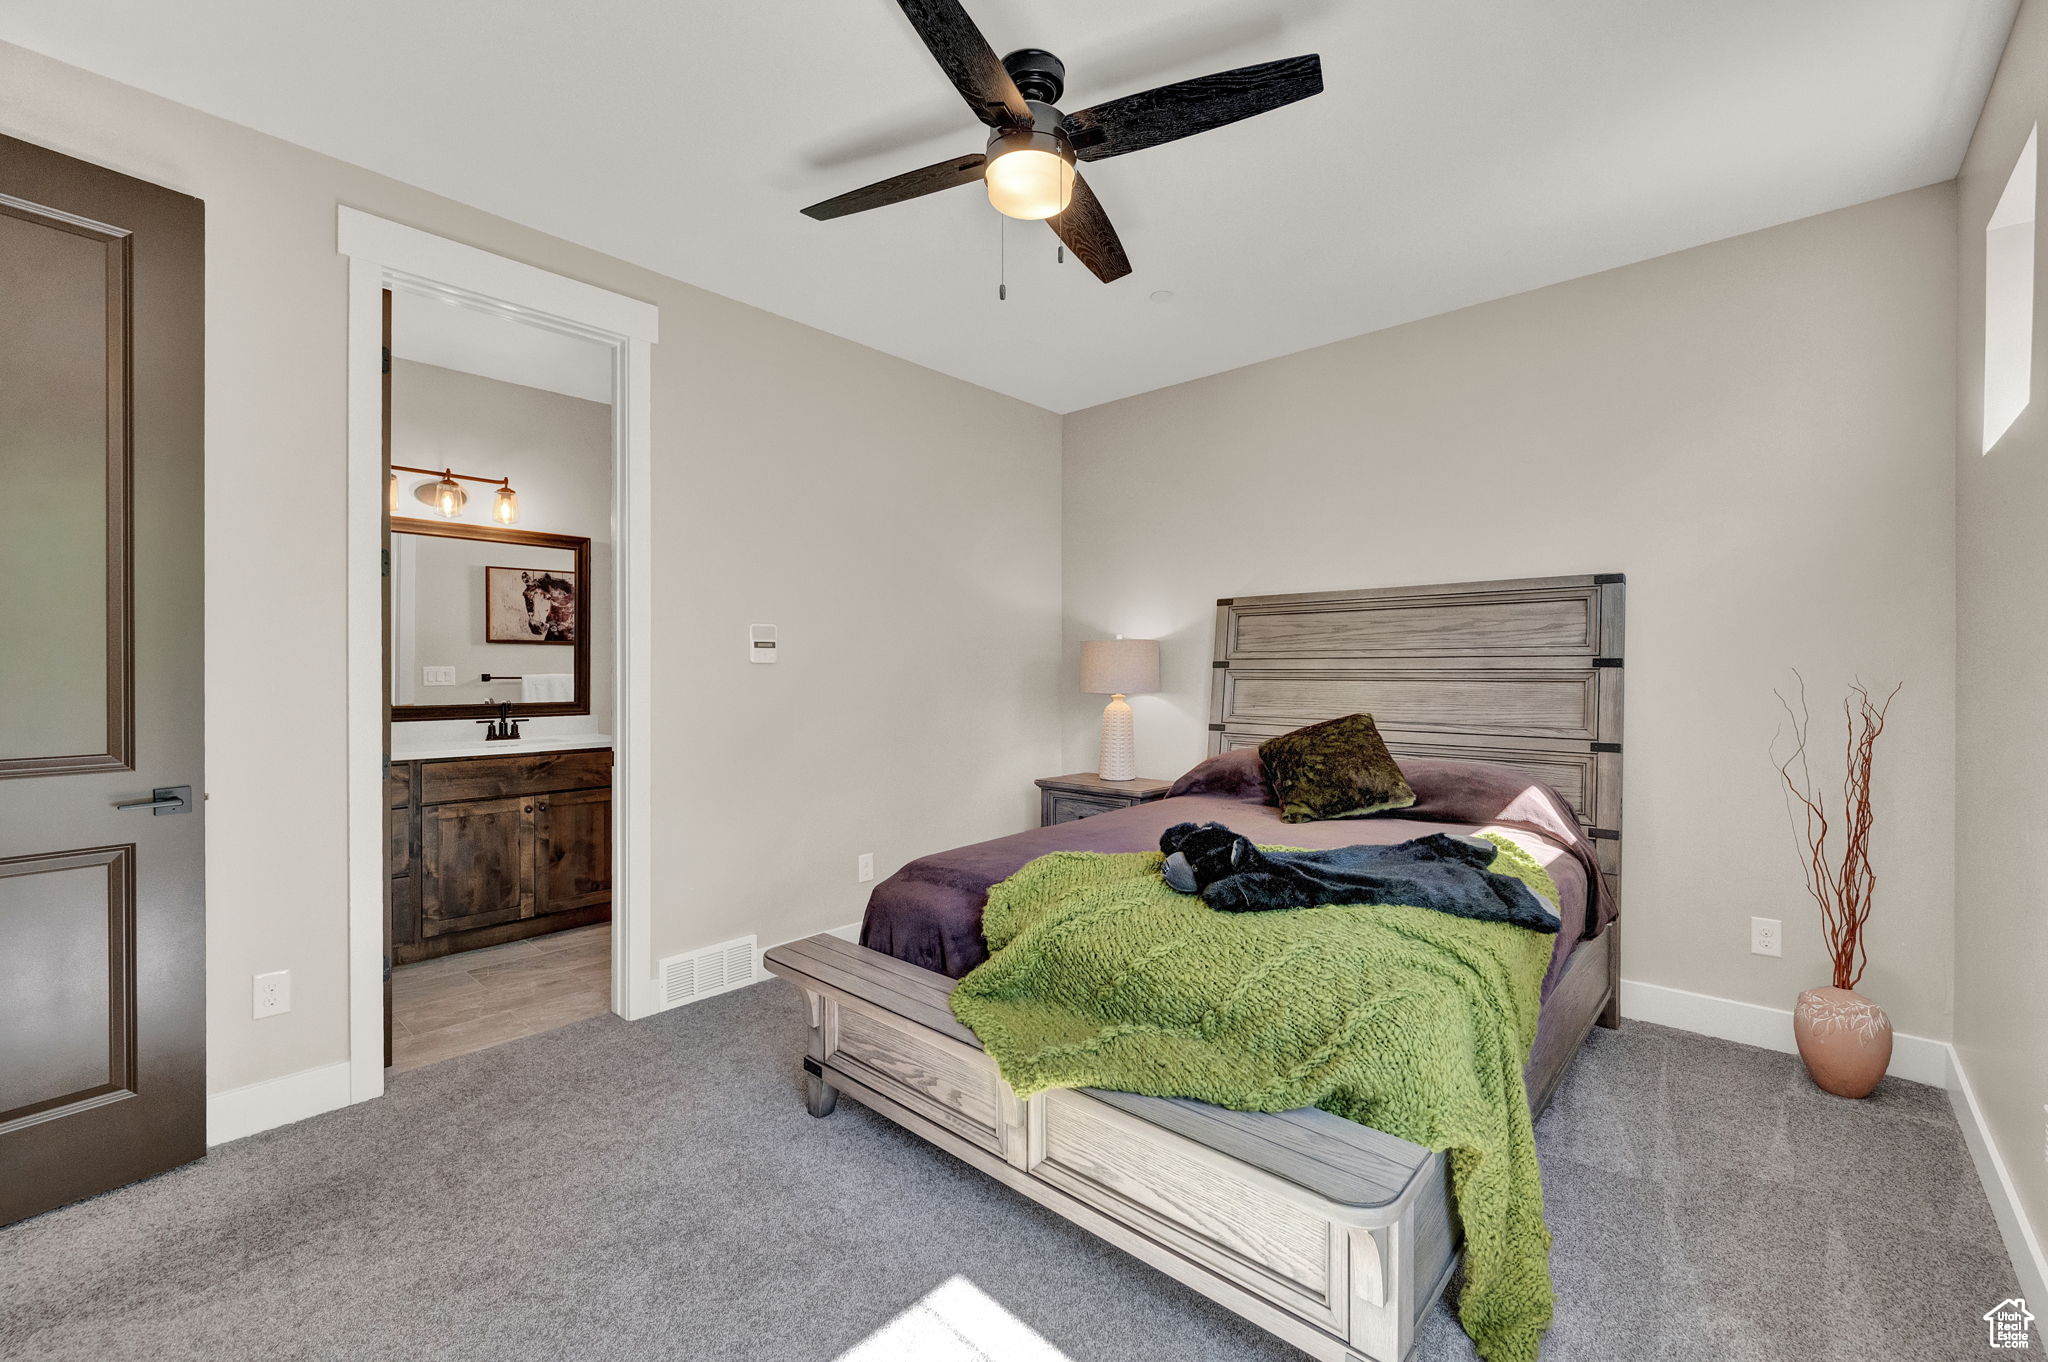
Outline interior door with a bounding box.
[0,136,205,1225]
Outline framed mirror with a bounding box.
[388,517,592,722]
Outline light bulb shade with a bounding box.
[984,116,1075,221]
[1079,638,1160,695]
[412,473,468,518]
[492,484,519,525]
[985,148,1073,220]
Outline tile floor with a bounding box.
[389,922,611,1072]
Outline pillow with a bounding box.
[1259,713,1416,824]
[1165,746,1272,803]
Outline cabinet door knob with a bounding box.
[524,805,534,813]
[537,801,548,810]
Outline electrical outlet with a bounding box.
[1750,917,1782,958]
[857,853,875,883]
[253,969,291,1018]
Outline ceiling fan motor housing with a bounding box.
[986,100,1076,166]
[1002,48,1065,105]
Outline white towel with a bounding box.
[521,673,574,703]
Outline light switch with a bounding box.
[423,666,456,686]
[749,624,778,665]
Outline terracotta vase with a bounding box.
[1793,986,1893,1098]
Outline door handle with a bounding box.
[116,785,193,816]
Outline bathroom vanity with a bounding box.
[388,743,613,964]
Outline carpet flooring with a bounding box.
[0,980,2022,1362]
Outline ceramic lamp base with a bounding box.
[1098,694,1135,782]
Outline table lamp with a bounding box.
[1080,637,1160,782]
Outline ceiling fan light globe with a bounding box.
[986,146,1073,220]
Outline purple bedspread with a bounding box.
[860,751,1613,1000]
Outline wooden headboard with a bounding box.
[1209,574,1624,898]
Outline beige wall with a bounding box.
[1955,0,2048,1286]
[1063,186,1959,1040]
[0,41,1063,1095]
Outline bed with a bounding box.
[764,574,1623,1362]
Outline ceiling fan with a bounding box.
[800,0,1324,284]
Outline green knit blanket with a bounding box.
[949,834,1557,1362]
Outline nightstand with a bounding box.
[1035,772,1173,826]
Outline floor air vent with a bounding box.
[658,936,759,1010]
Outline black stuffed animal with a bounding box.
[1159,821,1316,912]
[1159,821,1260,893]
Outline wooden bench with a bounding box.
[764,933,1458,1362]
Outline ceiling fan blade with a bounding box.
[1061,54,1323,162]
[801,154,988,221]
[1048,172,1132,283]
[895,0,1033,128]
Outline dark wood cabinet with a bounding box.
[389,746,612,964]
[535,786,611,916]
[421,794,535,938]
[390,761,420,951]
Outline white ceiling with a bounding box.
[391,290,613,404]
[3,0,2018,412]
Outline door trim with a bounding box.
[339,208,659,1108]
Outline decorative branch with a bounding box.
[1771,673,1899,991]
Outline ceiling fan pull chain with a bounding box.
[999,211,1008,301]
[1057,246,1065,265]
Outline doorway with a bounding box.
[340,211,658,1106]
[383,290,621,1069]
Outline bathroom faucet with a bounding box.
[476,702,522,742]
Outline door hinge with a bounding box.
[381,345,391,375]
[381,547,389,577]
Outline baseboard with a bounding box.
[206,1060,353,1146]
[1948,1047,2048,1311]
[825,920,861,942]
[1618,978,1948,1085]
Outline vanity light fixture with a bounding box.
[389,463,519,524]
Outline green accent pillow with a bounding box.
[1260,713,1416,824]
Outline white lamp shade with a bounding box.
[1079,639,1159,695]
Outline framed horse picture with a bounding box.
[485,565,578,644]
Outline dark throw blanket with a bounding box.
[1159,822,1563,932]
